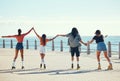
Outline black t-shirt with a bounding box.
[93,35,104,43]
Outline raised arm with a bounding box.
[48,35,58,41]
[33,28,41,38]
[57,34,67,37]
[103,35,108,39]
[23,27,33,36]
[2,35,16,38]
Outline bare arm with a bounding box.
[48,35,58,41]
[57,34,67,37]
[104,35,108,38]
[80,40,87,46]
[23,27,33,36]
[33,28,41,38]
[2,35,16,38]
[88,39,94,44]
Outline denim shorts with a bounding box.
[16,43,23,50]
[97,42,107,51]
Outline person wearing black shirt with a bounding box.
[88,30,113,70]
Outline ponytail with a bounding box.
[18,29,22,36]
[42,34,46,46]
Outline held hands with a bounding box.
[32,27,34,30]
[83,41,90,46]
[57,34,60,36]
[84,43,88,46]
[86,42,90,46]
[32,27,36,32]
[1,36,5,38]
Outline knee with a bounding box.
[97,54,100,58]
[104,54,108,58]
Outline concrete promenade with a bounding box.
[0,48,120,81]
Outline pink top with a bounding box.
[4,34,26,43]
[2,28,32,43]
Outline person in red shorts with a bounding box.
[33,28,57,69]
[2,28,33,69]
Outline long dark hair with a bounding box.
[42,34,46,46]
[18,29,22,36]
[71,27,78,38]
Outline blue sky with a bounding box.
[0,0,120,36]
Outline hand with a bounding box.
[55,35,58,37]
[32,27,34,30]
[33,28,35,32]
[105,35,108,38]
[84,43,87,46]
[57,34,60,36]
[1,36,6,38]
[87,42,90,46]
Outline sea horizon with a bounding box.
[0,36,120,53]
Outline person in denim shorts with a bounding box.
[2,28,33,69]
[88,30,113,70]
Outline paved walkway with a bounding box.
[0,49,120,81]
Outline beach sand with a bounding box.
[0,48,120,81]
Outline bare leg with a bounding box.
[103,51,110,63]
[12,49,19,69]
[40,53,46,69]
[71,56,74,63]
[71,56,74,69]
[20,49,24,69]
[20,49,24,61]
[76,57,79,62]
[104,51,113,70]
[13,49,19,61]
[76,56,80,69]
[96,51,101,63]
[96,51,101,69]
[40,53,45,64]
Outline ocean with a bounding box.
[0,36,120,53]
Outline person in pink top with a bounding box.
[2,28,33,69]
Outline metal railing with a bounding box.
[0,39,120,59]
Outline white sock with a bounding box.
[12,61,15,67]
[109,61,112,64]
[41,59,45,64]
[22,61,24,66]
[98,62,100,64]
[77,61,79,65]
[71,61,73,64]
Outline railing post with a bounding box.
[52,40,54,51]
[10,40,13,48]
[60,40,63,52]
[108,41,111,57]
[3,39,5,48]
[119,42,120,59]
[26,40,29,49]
[35,40,37,50]
[87,41,90,54]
